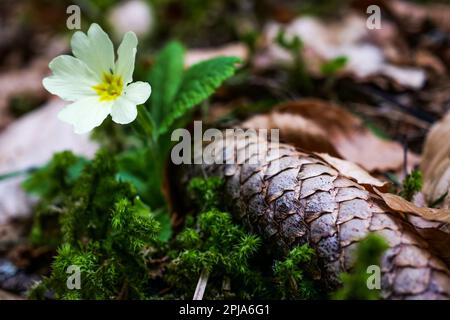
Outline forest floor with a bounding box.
[0,0,450,300]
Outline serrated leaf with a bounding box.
[158,56,240,135]
[148,41,185,127]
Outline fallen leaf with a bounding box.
[258,14,426,89]
[386,0,450,33]
[315,153,388,190]
[374,189,450,224]
[0,99,98,224]
[412,227,450,266]
[421,112,450,209]
[0,289,22,300]
[414,50,447,76]
[0,220,27,252]
[242,99,419,172]
[374,188,450,266]
[0,37,66,131]
[242,111,336,155]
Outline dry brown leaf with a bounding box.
[413,227,450,266]
[421,112,450,209]
[374,188,450,265]
[315,153,388,190]
[386,0,450,33]
[0,289,22,300]
[375,189,450,224]
[0,98,98,224]
[414,50,447,76]
[258,13,426,89]
[242,111,336,155]
[0,37,66,130]
[242,99,419,172]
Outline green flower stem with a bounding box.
[135,106,160,171]
[135,106,165,207]
[136,107,155,142]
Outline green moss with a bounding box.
[188,177,224,210]
[333,233,388,300]
[27,150,161,299]
[22,151,87,246]
[167,208,267,299]
[26,163,376,300]
[400,169,423,201]
[273,244,321,299]
[165,177,320,299]
[166,177,266,299]
[22,151,85,199]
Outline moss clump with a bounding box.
[165,177,321,299]
[167,177,266,299]
[166,209,266,299]
[27,150,161,299]
[25,163,322,300]
[400,169,423,201]
[273,244,321,299]
[187,176,224,210]
[22,151,87,246]
[333,233,388,300]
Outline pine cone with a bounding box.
[176,132,450,299]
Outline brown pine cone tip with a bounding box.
[176,133,450,300]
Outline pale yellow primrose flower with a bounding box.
[43,23,151,134]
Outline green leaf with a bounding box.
[158,56,240,135]
[320,56,348,76]
[153,208,173,242]
[116,147,164,207]
[275,29,302,51]
[148,41,185,128]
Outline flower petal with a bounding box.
[111,96,138,124]
[71,23,115,77]
[114,31,138,84]
[43,55,99,101]
[58,97,112,134]
[124,81,152,105]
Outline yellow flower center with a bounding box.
[92,73,124,101]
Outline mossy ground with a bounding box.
[24,150,386,300]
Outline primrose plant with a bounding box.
[43,23,151,134]
[42,23,239,209]
[43,22,239,139]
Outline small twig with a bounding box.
[193,269,209,300]
[359,84,435,124]
[0,166,38,181]
[117,279,128,300]
[402,136,408,177]
[47,205,65,214]
[222,276,231,292]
